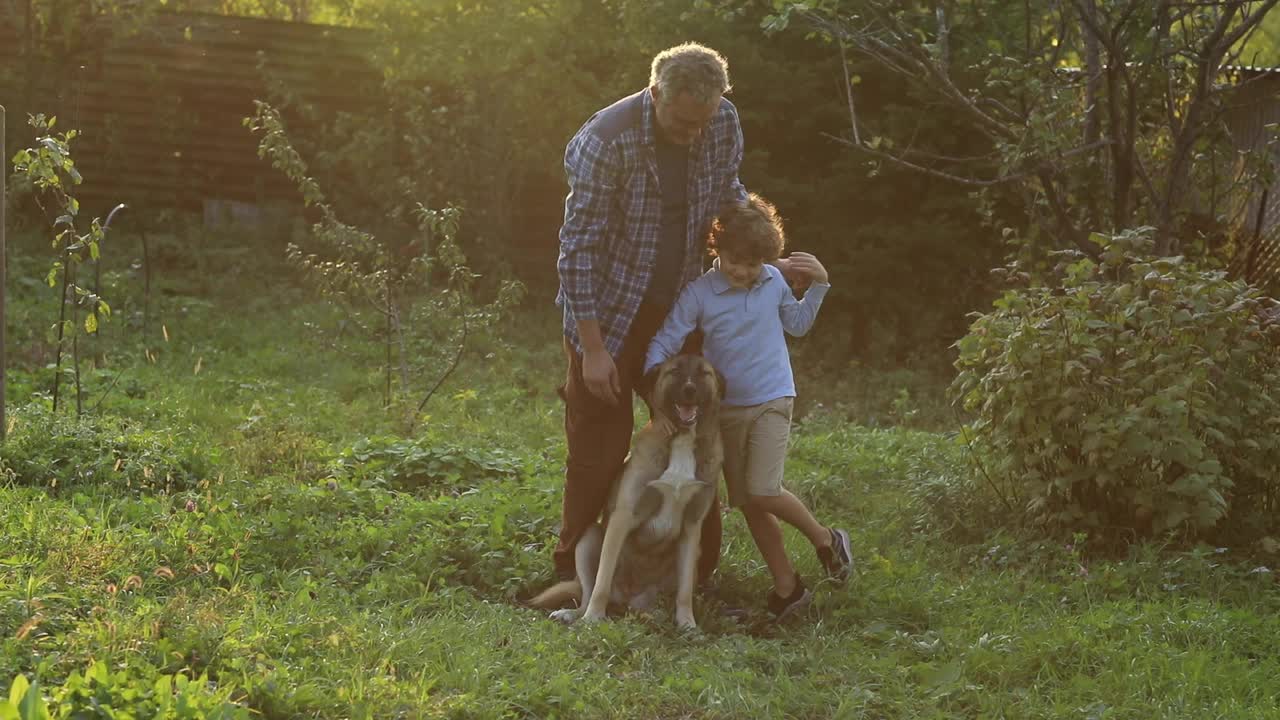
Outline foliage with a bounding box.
[1,664,250,720]
[951,228,1280,540]
[331,435,522,493]
[3,223,1280,717]
[9,0,1011,363]
[0,403,216,495]
[762,0,1277,263]
[10,114,119,415]
[245,101,524,422]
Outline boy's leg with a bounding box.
[733,399,804,597]
[754,491,853,581]
[742,502,798,597]
[738,398,833,551]
[747,491,830,550]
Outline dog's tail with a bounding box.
[527,580,582,609]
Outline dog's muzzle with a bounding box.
[674,382,700,427]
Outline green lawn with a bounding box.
[2,228,1279,718]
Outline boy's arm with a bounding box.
[777,253,831,336]
[645,283,702,374]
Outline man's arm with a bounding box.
[557,130,617,329]
[558,130,623,403]
[725,103,748,204]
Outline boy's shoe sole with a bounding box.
[823,527,854,582]
[771,587,812,621]
[767,577,813,621]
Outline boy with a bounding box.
[644,193,852,620]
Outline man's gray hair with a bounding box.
[650,43,731,104]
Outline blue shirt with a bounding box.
[556,88,748,357]
[645,261,830,408]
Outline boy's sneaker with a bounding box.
[817,527,853,581]
[766,576,812,621]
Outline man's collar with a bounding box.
[640,87,658,147]
[709,257,772,294]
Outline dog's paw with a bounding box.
[675,610,698,632]
[549,608,581,625]
[579,608,607,624]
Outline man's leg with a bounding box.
[554,337,633,581]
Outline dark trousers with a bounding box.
[554,302,721,583]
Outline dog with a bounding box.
[531,354,725,630]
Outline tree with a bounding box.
[764,0,1279,259]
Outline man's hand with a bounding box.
[777,251,828,288]
[582,348,621,405]
[651,414,678,438]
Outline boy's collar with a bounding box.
[709,257,772,294]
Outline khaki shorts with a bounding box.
[720,397,794,508]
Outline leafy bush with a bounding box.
[2,663,250,719]
[331,436,522,494]
[0,405,217,495]
[951,229,1280,540]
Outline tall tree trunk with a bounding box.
[1,105,6,443]
[1079,0,1104,232]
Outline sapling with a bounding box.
[11,114,124,416]
[246,101,523,430]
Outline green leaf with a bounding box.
[919,660,963,692]
[7,677,29,709]
[16,679,48,720]
[85,313,98,334]
[154,674,173,712]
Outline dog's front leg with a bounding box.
[581,509,635,623]
[549,525,602,625]
[673,516,705,630]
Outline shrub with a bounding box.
[3,663,251,719]
[0,405,217,495]
[951,228,1280,541]
[331,435,522,494]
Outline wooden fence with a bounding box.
[1225,67,1280,286]
[0,9,378,220]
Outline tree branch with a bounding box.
[838,39,861,145]
[822,132,1112,188]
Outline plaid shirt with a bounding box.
[556,88,748,357]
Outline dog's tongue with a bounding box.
[676,404,698,424]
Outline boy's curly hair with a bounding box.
[708,193,786,262]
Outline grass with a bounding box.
[2,225,1280,718]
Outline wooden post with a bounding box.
[1,104,7,443]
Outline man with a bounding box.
[553,42,747,587]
